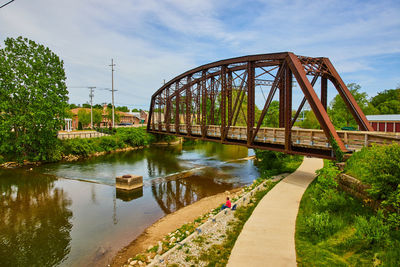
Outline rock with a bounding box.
[177,237,181,242]
[147,245,153,251]
[127,258,132,263]
[170,236,176,243]
[147,255,152,262]
[225,190,230,195]
[138,260,143,265]
[157,241,163,254]
[185,231,190,236]
[130,260,136,266]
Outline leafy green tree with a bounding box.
[262,100,280,127]
[93,104,103,109]
[328,83,371,128]
[93,109,103,127]
[0,37,68,161]
[69,103,78,109]
[77,109,91,128]
[132,108,140,112]
[116,106,129,112]
[370,88,400,114]
[106,107,120,125]
[301,110,320,129]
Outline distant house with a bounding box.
[130,110,148,124]
[366,114,400,133]
[69,105,142,129]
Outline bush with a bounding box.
[98,136,124,151]
[345,143,400,229]
[117,127,154,146]
[304,211,341,240]
[312,188,347,212]
[62,138,96,156]
[354,210,390,247]
[254,149,303,177]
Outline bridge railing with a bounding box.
[151,123,400,152]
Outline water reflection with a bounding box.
[151,167,234,214]
[0,169,73,266]
[116,187,143,202]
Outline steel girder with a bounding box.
[147,52,373,159]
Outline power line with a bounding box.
[0,0,15,9]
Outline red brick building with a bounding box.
[69,105,142,129]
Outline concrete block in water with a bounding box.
[116,174,143,191]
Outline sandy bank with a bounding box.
[110,187,242,267]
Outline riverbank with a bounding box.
[0,127,180,168]
[110,187,242,267]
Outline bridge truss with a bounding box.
[147,52,374,159]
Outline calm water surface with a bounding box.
[0,142,259,266]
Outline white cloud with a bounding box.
[1,0,399,107]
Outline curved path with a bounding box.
[227,157,323,267]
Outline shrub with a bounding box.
[98,136,124,151]
[117,127,154,146]
[62,138,95,156]
[254,149,303,177]
[304,211,341,240]
[345,143,400,229]
[312,188,347,212]
[354,210,390,247]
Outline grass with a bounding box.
[295,160,400,266]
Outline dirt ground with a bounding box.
[109,187,242,267]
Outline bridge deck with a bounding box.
[150,124,400,156]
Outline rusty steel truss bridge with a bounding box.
[147,52,399,159]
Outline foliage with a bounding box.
[296,161,400,266]
[77,109,91,127]
[262,100,280,127]
[354,210,390,247]
[304,211,342,240]
[61,127,154,157]
[0,36,68,162]
[328,83,372,128]
[299,110,320,129]
[370,88,400,115]
[105,107,120,124]
[115,106,129,112]
[131,108,140,112]
[345,143,400,229]
[116,127,154,146]
[254,149,303,177]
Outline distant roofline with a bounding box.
[366,114,400,122]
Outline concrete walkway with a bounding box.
[227,157,323,267]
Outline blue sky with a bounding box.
[1,0,399,110]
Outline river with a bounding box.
[0,141,259,266]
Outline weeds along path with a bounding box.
[227,157,323,267]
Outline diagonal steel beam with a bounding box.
[286,53,347,152]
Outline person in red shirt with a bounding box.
[221,197,231,210]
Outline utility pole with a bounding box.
[110,59,116,128]
[88,86,96,129]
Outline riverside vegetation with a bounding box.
[296,143,400,266]
[0,127,177,165]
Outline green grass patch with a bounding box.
[254,149,303,177]
[296,160,400,266]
